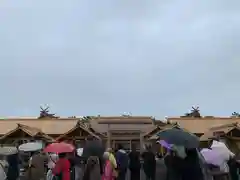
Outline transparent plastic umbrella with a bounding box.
[18,142,43,152]
[0,146,18,155]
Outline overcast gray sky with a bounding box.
[0,0,239,118]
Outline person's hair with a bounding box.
[103,152,110,160]
[145,144,152,151]
[118,144,123,150]
[156,153,162,158]
[131,145,136,151]
[58,153,66,158]
[169,150,175,156]
[185,148,197,155]
[106,148,113,153]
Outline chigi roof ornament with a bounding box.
[38,105,59,119]
[121,112,132,117]
[232,112,240,117]
[184,106,201,118]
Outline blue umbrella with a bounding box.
[156,128,199,148]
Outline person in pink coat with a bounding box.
[102,152,115,180]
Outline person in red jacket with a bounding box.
[53,153,71,180]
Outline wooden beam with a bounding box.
[98,121,152,124]
[63,136,86,140]
[111,137,140,140]
[226,136,240,140]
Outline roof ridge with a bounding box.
[210,122,238,130]
[17,123,41,131]
[94,116,153,119]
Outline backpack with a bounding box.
[52,172,62,180]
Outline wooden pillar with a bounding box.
[107,124,111,148]
[113,140,115,150]
[140,131,144,153]
[129,140,132,151]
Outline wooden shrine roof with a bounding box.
[95,116,155,124]
[200,122,240,141]
[56,122,104,141]
[0,118,79,135]
[0,123,54,141]
[168,117,240,133]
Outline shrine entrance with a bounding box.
[109,130,141,151]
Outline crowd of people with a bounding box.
[0,142,156,180]
[0,135,239,180]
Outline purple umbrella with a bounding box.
[157,140,172,150]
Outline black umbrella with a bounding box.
[156,128,199,148]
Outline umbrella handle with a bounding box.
[48,153,57,164]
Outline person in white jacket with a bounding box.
[211,140,235,172]
[201,139,235,173]
[0,160,7,180]
[46,153,58,180]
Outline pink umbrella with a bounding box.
[44,142,75,154]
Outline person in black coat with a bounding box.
[141,145,156,180]
[68,151,85,180]
[82,136,104,175]
[164,148,204,180]
[228,157,239,180]
[182,149,204,180]
[128,145,141,180]
[164,150,182,180]
[7,153,20,180]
